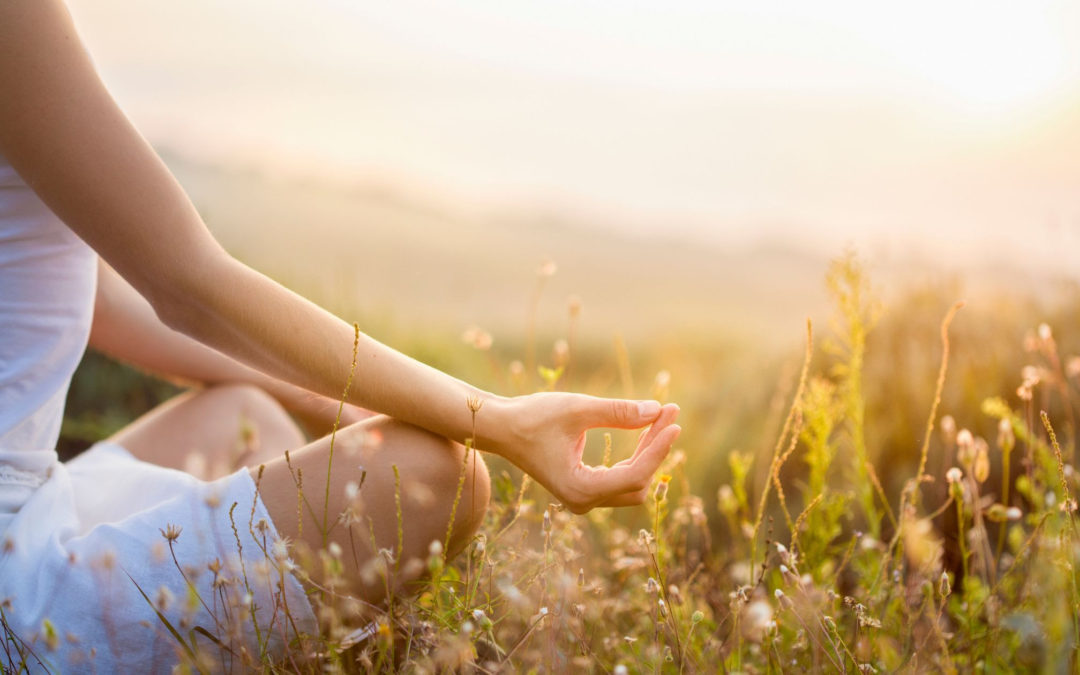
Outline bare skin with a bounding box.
[0,0,683,612]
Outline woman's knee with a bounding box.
[201,383,304,454]
[347,418,490,558]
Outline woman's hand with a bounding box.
[484,394,681,513]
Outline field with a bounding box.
[46,159,1080,672]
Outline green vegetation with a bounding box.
[31,250,1080,671]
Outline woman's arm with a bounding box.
[91,260,370,437]
[0,0,679,512]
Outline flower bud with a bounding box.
[973,441,990,483]
[956,429,975,468]
[997,418,1015,451]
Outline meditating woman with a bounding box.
[0,0,681,670]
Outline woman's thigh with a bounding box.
[254,415,490,608]
[107,383,305,478]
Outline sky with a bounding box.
[66,0,1080,269]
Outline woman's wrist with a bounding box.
[472,393,523,461]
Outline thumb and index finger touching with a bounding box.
[572,395,683,500]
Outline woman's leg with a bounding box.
[254,414,491,607]
[108,383,306,479]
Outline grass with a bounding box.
[10,249,1080,672]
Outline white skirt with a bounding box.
[0,442,317,672]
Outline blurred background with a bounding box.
[63,0,1080,335]
[60,1,1080,516]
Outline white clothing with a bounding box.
[0,152,317,669]
[1,443,317,672]
[0,155,97,533]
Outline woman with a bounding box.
[0,0,681,670]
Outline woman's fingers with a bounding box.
[576,396,662,430]
[597,488,649,508]
[575,423,681,508]
[625,403,680,463]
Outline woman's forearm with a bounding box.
[160,254,510,451]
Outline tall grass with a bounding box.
[11,251,1080,672]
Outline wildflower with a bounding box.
[743,599,774,642]
[1006,506,1023,521]
[775,542,791,566]
[940,415,957,444]
[242,592,253,607]
[160,524,182,543]
[539,606,549,616]
[1038,323,1053,341]
[946,467,963,484]
[537,259,557,277]
[997,418,1015,450]
[653,370,671,400]
[542,508,551,533]
[939,571,951,597]
[691,610,704,624]
[779,564,800,586]
[578,567,585,587]
[1067,356,1080,380]
[207,558,223,575]
[668,584,682,604]
[654,475,671,502]
[328,542,342,558]
[717,485,737,514]
[974,441,990,483]
[956,430,974,467]
[657,598,668,618]
[986,504,1009,522]
[473,536,485,555]
[508,360,525,378]
[644,577,660,594]
[614,665,629,675]
[462,327,493,351]
[553,339,570,367]
[466,394,484,414]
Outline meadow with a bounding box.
[38,162,1080,672]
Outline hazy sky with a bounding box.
[67,1,1080,266]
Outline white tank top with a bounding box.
[0,151,98,520]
